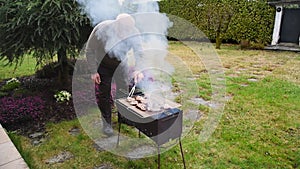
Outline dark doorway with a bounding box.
[280,8,300,44]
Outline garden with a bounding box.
[0,0,299,168]
[1,42,299,169]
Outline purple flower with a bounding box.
[0,96,45,125]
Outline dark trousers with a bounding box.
[95,56,128,126]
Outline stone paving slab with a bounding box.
[0,127,10,144]
[0,124,29,169]
[0,158,29,169]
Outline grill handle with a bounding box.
[154,108,181,120]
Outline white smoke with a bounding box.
[77,0,173,96]
[77,0,163,25]
[77,0,121,26]
[121,0,160,13]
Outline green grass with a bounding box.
[0,55,37,80]
[218,77,300,168]
[8,131,35,169]
[3,42,300,168]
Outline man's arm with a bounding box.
[86,26,100,75]
[85,28,102,84]
[86,21,112,84]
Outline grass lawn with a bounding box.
[4,42,300,169]
[0,54,37,80]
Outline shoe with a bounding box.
[102,125,114,137]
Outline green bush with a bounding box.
[159,0,274,46]
[0,91,8,97]
[0,78,21,92]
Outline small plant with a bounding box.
[6,77,20,84]
[0,96,45,125]
[0,91,9,98]
[54,90,72,103]
[1,78,21,92]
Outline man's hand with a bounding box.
[91,73,101,84]
[133,71,144,84]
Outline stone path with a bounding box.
[0,124,29,169]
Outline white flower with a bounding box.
[54,90,72,103]
[6,78,20,84]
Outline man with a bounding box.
[85,13,143,136]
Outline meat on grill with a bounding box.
[127,95,148,111]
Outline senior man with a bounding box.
[85,13,144,136]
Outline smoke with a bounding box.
[77,0,162,25]
[77,0,121,26]
[77,0,173,96]
[121,0,160,13]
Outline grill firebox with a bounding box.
[115,97,186,169]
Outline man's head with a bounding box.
[116,13,135,28]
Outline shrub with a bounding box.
[0,96,45,125]
[20,76,54,91]
[0,78,21,92]
[0,91,9,98]
[35,60,75,79]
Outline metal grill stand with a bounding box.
[116,100,186,169]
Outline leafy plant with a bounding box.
[0,96,45,125]
[0,91,8,97]
[0,78,21,92]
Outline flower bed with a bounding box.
[0,96,45,125]
[0,76,76,133]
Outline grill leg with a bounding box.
[116,122,121,148]
[157,146,160,169]
[179,138,186,169]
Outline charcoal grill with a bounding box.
[115,96,186,169]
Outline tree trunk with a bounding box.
[215,19,222,49]
[57,48,70,88]
[215,32,222,49]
